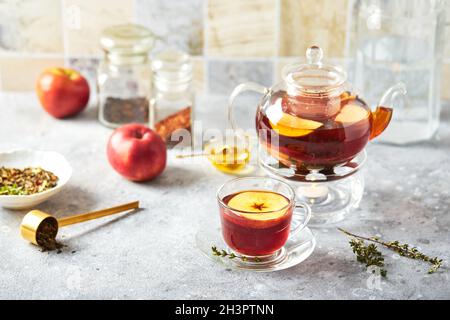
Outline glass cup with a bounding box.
[217,177,311,257]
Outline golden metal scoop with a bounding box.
[20,201,139,247]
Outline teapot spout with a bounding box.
[370,82,407,140]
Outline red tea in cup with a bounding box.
[220,190,293,256]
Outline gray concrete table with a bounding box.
[0,93,449,299]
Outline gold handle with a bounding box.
[57,201,139,227]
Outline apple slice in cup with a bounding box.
[227,191,290,221]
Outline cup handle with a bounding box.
[289,201,312,239]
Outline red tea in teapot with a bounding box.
[257,91,393,170]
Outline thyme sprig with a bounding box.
[211,246,261,262]
[349,238,387,277]
[339,228,443,276]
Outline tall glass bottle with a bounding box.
[349,0,447,144]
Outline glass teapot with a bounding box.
[228,46,406,173]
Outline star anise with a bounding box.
[251,202,267,211]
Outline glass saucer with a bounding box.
[195,226,316,272]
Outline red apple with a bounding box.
[107,124,167,182]
[36,67,90,119]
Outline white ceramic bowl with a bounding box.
[0,150,72,209]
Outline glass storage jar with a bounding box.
[152,50,194,148]
[97,24,155,128]
[350,0,447,144]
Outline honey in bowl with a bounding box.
[205,144,251,174]
[176,132,251,174]
[220,190,292,256]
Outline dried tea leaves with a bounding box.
[36,218,64,253]
[103,97,150,124]
[0,167,58,195]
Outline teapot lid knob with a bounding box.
[306,45,323,65]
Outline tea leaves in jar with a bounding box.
[102,97,150,125]
[154,106,191,146]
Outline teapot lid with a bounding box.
[282,46,347,94]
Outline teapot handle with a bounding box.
[227,82,271,131]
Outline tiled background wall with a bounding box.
[0,0,449,99]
